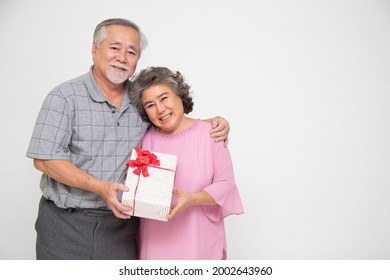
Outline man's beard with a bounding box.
[106,68,129,84]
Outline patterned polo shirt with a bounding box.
[26,67,150,209]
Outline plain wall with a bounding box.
[1,0,390,259]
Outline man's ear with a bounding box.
[91,43,97,60]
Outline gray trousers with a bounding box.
[35,196,139,260]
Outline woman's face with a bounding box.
[141,84,186,134]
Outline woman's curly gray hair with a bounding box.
[129,66,194,122]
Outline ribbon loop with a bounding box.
[124,147,176,218]
[126,147,161,177]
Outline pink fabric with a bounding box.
[138,119,244,260]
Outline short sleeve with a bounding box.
[26,90,72,160]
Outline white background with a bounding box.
[1,0,390,260]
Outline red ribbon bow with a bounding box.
[126,147,160,177]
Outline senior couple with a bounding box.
[27,18,243,260]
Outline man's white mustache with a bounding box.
[110,62,129,70]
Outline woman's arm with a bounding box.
[166,188,216,220]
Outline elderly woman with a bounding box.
[129,66,243,260]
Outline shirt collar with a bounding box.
[87,66,106,103]
[87,66,132,110]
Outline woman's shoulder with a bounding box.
[143,119,220,146]
[196,119,213,131]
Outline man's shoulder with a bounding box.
[51,72,91,97]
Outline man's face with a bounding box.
[92,25,141,85]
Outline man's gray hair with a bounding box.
[93,18,148,54]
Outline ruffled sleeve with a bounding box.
[202,140,244,222]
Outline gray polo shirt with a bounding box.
[26,67,149,209]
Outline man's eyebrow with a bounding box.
[128,45,140,52]
[109,41,121,45]
[109,41,140,52]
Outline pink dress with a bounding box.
[138,119,244,260]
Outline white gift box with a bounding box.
[121,148,177,221]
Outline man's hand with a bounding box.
[206,116,230,146]
[96,182,132,219]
